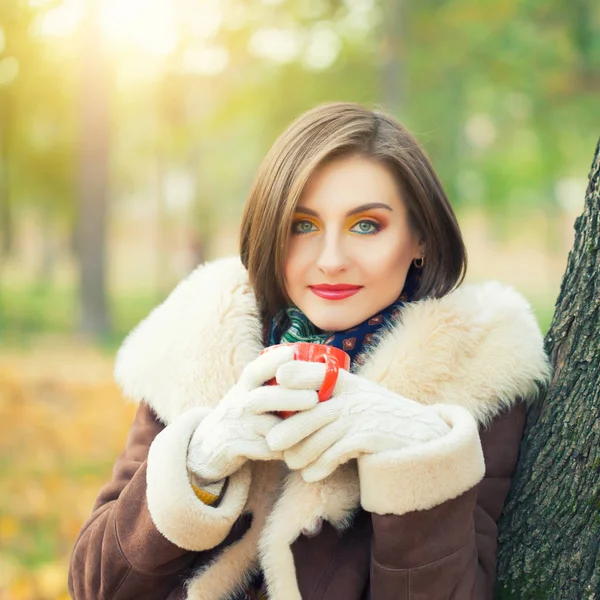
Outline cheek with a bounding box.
[285,237,316,272]
[283,257,294,297]
[284,242,299,279]
[361,237,414,278]
[284,240,308,294]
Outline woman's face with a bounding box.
[284,155,423,331]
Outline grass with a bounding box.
[0,284,161,350]
[527,295,556,336]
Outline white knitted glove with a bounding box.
[187,346,318,482]
[266,361,451,482]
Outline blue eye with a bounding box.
[349,220,381,235]
[292,220,318,234]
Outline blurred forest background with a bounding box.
[0,0,598,597]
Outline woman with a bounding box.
[69,102,550,600]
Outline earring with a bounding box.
[413,256,424,269]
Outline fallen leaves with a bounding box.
[0,339,135,599]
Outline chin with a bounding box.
[307,312,362,333]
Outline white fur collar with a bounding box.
[115,256,550,426]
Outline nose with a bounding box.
[316,231,349,275]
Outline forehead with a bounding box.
[298,155,403,212]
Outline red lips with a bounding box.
[309,284,362,300]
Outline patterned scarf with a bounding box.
[267,290,409,371]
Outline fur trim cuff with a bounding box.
[146,407,251,551]
[357,404,484,515]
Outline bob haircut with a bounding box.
[240,102,467,318]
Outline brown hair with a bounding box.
[240,102,467,317]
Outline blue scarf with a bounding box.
[267,289,410,371]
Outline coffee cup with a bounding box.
[260,343,351,418]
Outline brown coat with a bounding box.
[68,257,549,599]
[69,401,526,600]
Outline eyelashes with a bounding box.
[291,217,383,236]
[291,219,319,235]
[349,219,382,235]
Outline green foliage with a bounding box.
[3,0,597,229]
[0,284,159,348]
[1,1,77,227]
[1,0,597,333]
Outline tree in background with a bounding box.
[0,0,30,260]
[496,139,600,598]
[76,0,110,337]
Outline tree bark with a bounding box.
[495,138,600,599]
[76,0,110,338]
[0,92,13,258]
[380,0,406,113]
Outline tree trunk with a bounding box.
[76,0,110,338]
[495,138,600,598]
[37,207,56,288]
[0,93,13,257]
[380,0,406,113]
[0,92,12,328]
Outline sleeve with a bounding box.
[68,402,251,600]
[361,403,526,600]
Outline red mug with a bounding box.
[260,343,351,418]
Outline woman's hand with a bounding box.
[266,361,450,482]
[187,346,318,482]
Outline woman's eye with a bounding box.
[292,220,318,234]
[349,220,381,235]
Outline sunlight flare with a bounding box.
[36,0,180,56]
[99,0,178,56]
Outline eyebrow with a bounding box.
[295,202,393,217]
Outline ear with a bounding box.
[415,238,426,260]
